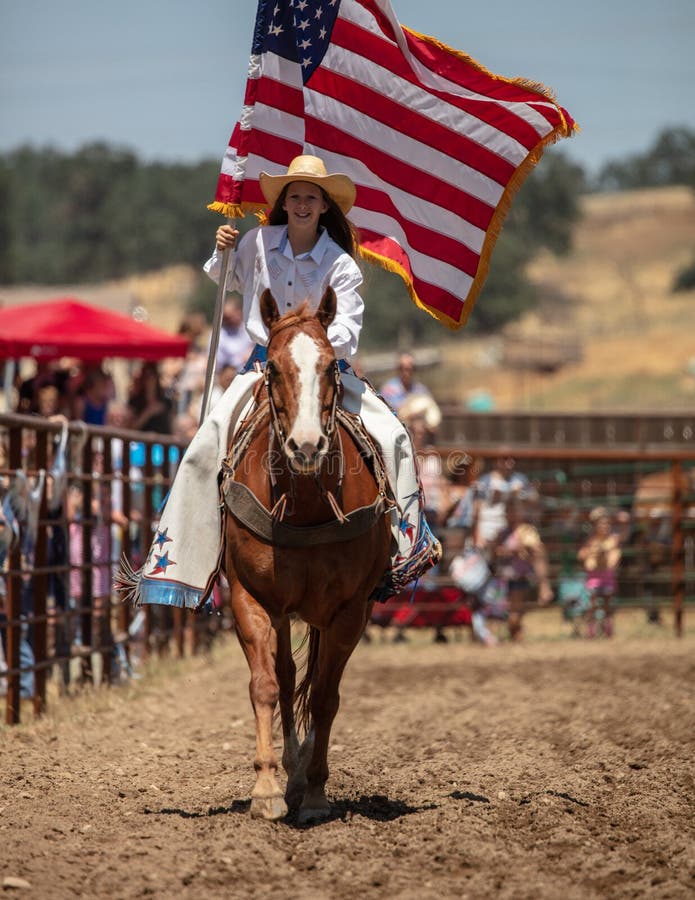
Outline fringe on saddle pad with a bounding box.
[113,555,141,607]
[113,553,215,612]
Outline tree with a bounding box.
[506,151,585,256]
[0,160,14,283]
[597,127,695,192]
[1,142,585,343]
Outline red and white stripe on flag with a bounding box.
[209,0,576,329]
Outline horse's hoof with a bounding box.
[284,784,306,811]
[250,795,288,821]
[297,804,331,825]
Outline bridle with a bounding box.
[263,349,341,457]
[262,339,344,522]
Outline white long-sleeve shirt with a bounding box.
[203,224,364,360]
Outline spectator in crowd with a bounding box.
[493,493,553,641]
[2,465,45,698]
[16,361,72,416]
[400,401,445,529]
[215,296,254,373]
[172,411,199,448]
[577,506,631,638]
[395,403,449,643]
[0,436,13,695]
[380,352,433,416]
[65,471,115,683]
[448,529,498,646]
[72,365,114,425]
[442,450,475,529]
[36,385,68,419]
[208,362,238,414]
[91,449,117,679]
[448,452,536,563]
[170,311,210,416]
[127,362,174,434]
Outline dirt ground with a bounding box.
[2,610,694,899]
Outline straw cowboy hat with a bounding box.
[398,393,443,431]
[259,155,357,214]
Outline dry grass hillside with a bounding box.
[1,186,693,412]
[433,185,695,411]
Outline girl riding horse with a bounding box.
[119,154,440,613]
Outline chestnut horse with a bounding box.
[222,287,391,822]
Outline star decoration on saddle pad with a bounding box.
[154,527,173,550]
[150,551,176,576]
[399,519,415,541]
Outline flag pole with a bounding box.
[198,219,235,426]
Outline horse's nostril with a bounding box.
[316,435,328,454]
[298,442,318,462]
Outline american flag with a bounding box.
[209,0,576,328]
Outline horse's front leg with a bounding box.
[299,602,368,824]
[231,583,288,821]
[276,615,304,808]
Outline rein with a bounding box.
[264,356,341,449]
[222,372,395,547]
[262,336,343,521]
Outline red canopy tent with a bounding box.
[0,297,190,361]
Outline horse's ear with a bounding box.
[260,289,280,330]
[316,286,337,332]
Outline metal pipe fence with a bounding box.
[1,414,692,725]
[428,445,694,636]
[439,409,695,449]
[0,413,226,726]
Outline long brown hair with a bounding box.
[268,185,360,260]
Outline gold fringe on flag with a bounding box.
[206,200,269,223]
[403,25,580,140]
[354,27,580,329]
[359,115,578,332]
[358,246,460,329]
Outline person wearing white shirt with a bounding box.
[121,155,440,612]
[205,222,363,362]
[213,297,254,372]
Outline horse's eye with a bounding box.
[266,361,276,375]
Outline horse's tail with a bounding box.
[294,625,320,735]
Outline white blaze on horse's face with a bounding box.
[285,331,329,473]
